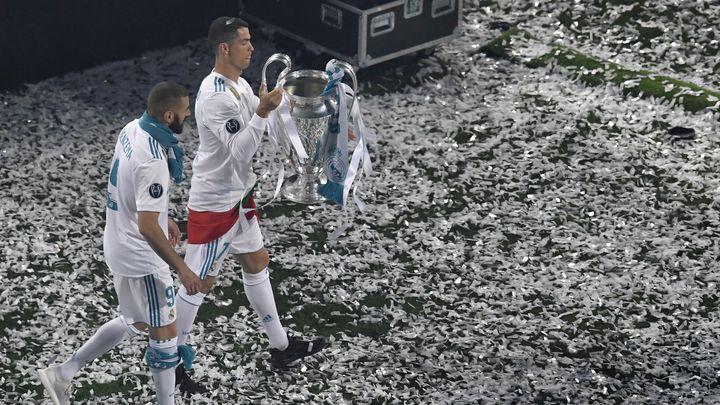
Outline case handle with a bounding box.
[431,0,455,17]
[321,4,343,29]
[370,12,395,37]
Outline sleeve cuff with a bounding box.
[136,205,164,213]
[249,114,268,130]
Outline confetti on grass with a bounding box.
[2,1,720,403]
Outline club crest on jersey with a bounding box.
[225,119,240,134]
[149,183,163,198]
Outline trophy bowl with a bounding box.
[278,69,334,203]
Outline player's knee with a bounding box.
[145,337,179,370]
[246,250,269,273]
[234,248,269,274]
[257,249,270,269]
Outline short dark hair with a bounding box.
[147,82,188,118]
[208,16,249,54]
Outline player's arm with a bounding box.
[167,218,181,247]
[203,88,282,161]
[138,212,201,295]
[134,160,201,295]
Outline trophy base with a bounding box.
[282,175,326,204]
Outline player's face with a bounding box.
[169,96,191,134]
[228,27,253,70]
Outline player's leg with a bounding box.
[38,276,142,405]
[173,233,232,395]
[234,247,288,349]
[232,216,326,369]
[142,271,180,405]
[174,238,222,347]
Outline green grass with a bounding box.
[0,307,39,332]
[483,28,720,113]
[529,46,720,112]
[195,284,249,322]
[196,264,395,339]
[74,379,145,401]
[479,27,531,60]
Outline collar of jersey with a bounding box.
[211,70,241,89]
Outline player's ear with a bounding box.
[163,110,173,125]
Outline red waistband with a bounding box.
[187,196,258,244]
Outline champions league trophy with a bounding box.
[262,53,358,204]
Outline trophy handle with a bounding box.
[261,53,292,90]
[329,59,358,114]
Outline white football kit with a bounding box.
[188,71,267,213]
[177,71,293,354]
[103,120,176,327]
[185,72,268,274]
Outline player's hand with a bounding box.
[348,126,356,141]
[179,268,202,295]
[256,84,283,118]
[201,277,215,292]
[167,219,181,247]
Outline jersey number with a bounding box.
[165,286,175,307]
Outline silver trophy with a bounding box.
[262,53,357,204]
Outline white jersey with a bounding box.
[188,71,268,212]
[104,119,170,277]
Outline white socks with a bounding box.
[148,337,177,405]
[59,316,133,381]
[243,269,288,350]
[176,269,289,350]
[175,286,205,346]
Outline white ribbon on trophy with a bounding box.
[263,117,285,207]
[320,61,372,210]
[276,102,309,162]
[342,84,373,210]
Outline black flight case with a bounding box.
[238,0,463,68]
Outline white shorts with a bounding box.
[185,214,263,279]
[113,269,176,328]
